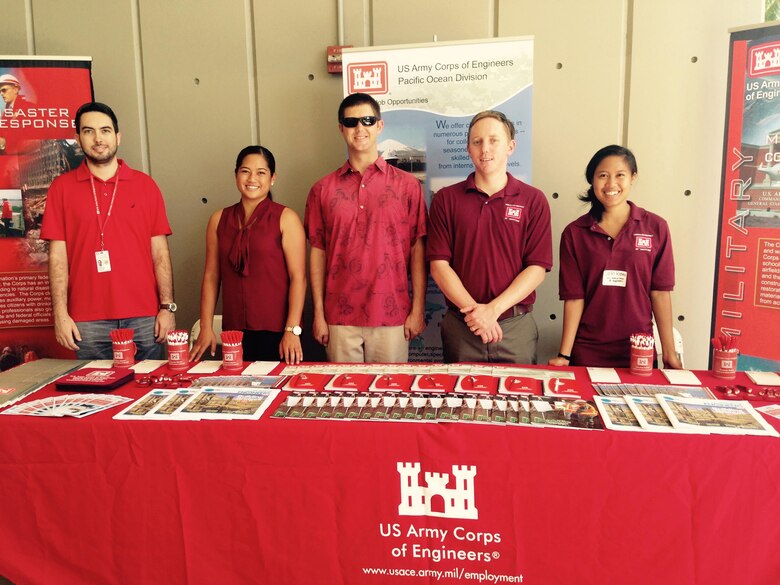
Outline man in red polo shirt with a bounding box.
[427,110,552,364]
[41,102,176,359]
[305,93,427,363]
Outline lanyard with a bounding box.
[89,173,119,251]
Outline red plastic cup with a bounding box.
[112,340,136,368]
[222,342,244,371]
[713,349,738,379]
[630,346,654,376]
[167,341,190,371]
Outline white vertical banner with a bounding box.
[342,38,534,361]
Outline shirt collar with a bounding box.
[575,200,642,229]
[75,158,128,182]
[464,172,523,199]
[337,155,387,177]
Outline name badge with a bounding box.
[602,270,627,287]
[95,250,112,273]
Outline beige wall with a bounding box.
[3,0,763,367]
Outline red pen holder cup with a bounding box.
[713,349,738,380]
[630,346,654,376]
[222,342,244,371]
[112,340,136,368]
[167,341,190,371]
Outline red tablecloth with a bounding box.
[1,364,779,585]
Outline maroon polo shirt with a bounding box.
[427,173,553,308]
[558,202,675,367]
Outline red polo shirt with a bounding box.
[426,173,553,308]
[558,202,675,367]
[41,160,171,321]
[304,157,427,326]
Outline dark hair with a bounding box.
[467,110,515,142]
[75,102,119,133]
[338,92,381,122]
[579,144,638,221]
[234,145,276,200]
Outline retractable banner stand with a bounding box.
[0,57,93,365]
[342,38,534,362]
[714,24,780,371]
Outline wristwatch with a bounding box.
[159,302,177,313]
[285,325,302,336]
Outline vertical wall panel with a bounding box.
[30,0,146,170]
[629,0,762,368]
[0,1,32,55]
[139,0,256,331]
[371,0,493,45]
[499,0,629,363]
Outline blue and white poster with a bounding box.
[343,38,534,361]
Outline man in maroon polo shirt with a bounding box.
[427,110,552,364]
[305,93,427,363]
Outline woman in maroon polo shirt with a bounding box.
[190,145,306,364]
[549,145,682,369]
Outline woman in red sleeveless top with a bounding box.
[190,146,306,364]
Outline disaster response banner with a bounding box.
[0,57,93,364]
[342,38,534,361]
[714,24,780,370]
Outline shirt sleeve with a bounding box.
[40,177,66,241]
[650,217,675,291]
[425,188,453,262]
[147,177,172,237]
[304,182,326,250]
[558,225,585,300]
[408,178,427,243]
[522,189,553,271]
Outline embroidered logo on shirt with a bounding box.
[504,204,524,223]
[634,234,653,252]
[346,62,389,94]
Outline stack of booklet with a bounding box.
[1,394,131,418]
[271,390,604,430]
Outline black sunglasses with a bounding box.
[340,116,378,128]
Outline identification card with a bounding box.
[602,270,627,287]
[95,250,112,273]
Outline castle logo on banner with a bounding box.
[347,62,388,94]
[397,462,478,520]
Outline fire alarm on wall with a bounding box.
[327,45,352,74]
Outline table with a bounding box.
[1,364,779,585]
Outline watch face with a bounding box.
[293,326,302,336]
[169,303,177,312]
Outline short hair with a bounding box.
[579,144,638,221]
[338,92,381,122]
[467,110,515,142]
[75,102,119,133]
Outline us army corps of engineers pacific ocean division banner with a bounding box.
[342,38,534,362]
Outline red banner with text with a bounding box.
[0,57,93,369]
[714,25,780,371]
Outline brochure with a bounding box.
[594,396,644,431]
[656,394,779,437]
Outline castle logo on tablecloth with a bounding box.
[397,462,478,520]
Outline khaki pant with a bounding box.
[440,309,538,364]
[326,325,408,363]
